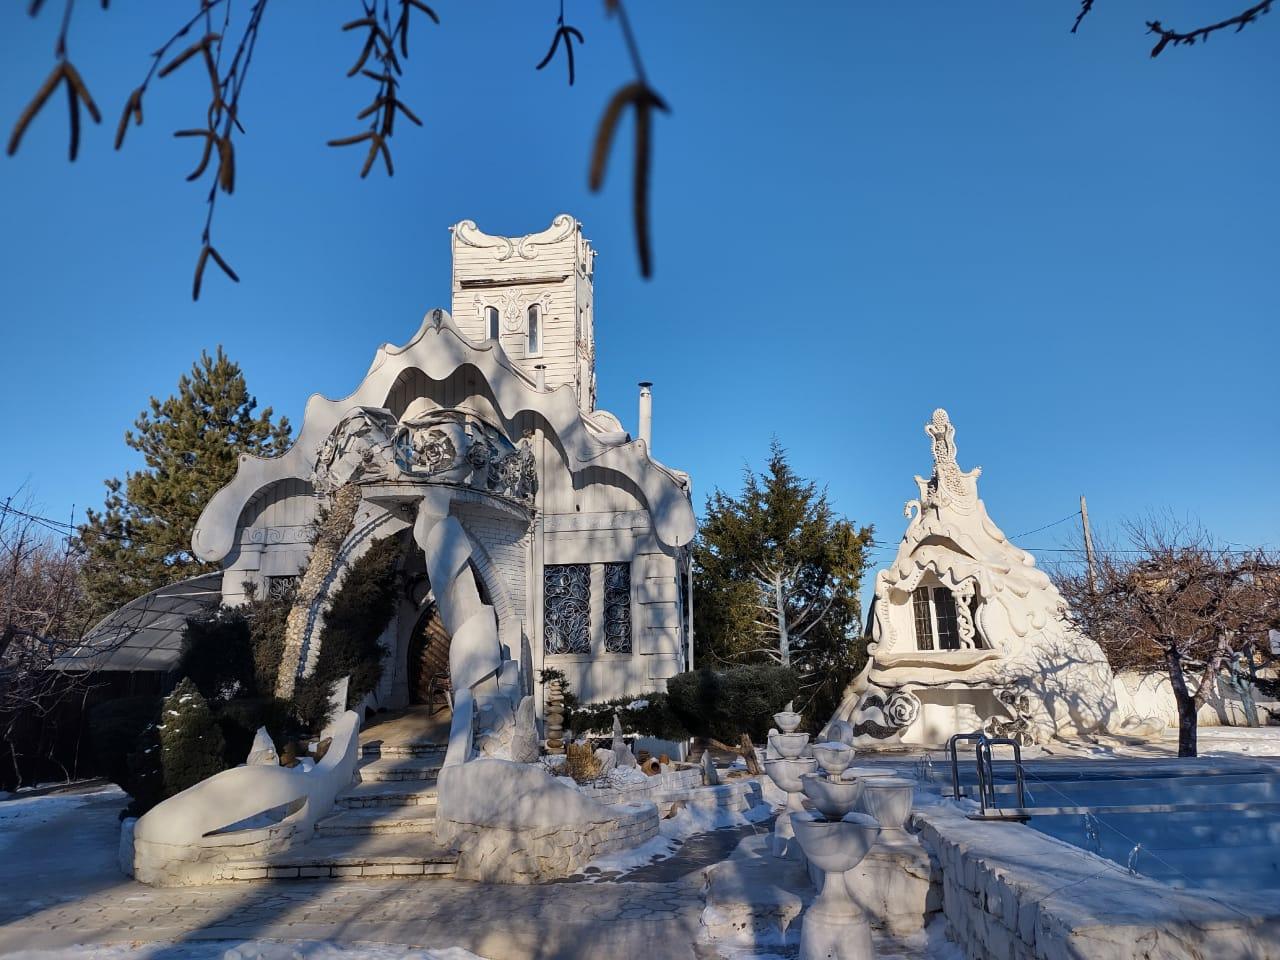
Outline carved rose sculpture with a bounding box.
[883,689,921,728]
[416,429,457,473]
[850,685,921,741]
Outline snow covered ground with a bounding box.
[0,784,124,850]
[2,943,486,960]
[707,917,964,960]
[576,798,773,879]
[1188,726,1280,757]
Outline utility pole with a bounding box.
[1080,494,1098,593]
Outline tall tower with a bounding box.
[450,215,596,413]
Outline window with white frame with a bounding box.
[485,305,500,340]
[911,585,962,651]
[527,303,541,355]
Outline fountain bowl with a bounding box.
[773,709,803,734]
[791,810,880,873]
[763,756,818,793]
[840,764,897,782]
[801,772,863,820]
[812,741,855,777]
[859,776,915,833]
[769,731,810,759]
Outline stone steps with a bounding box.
[361,740,448,760]
[357,756,442,782]
[338,779,439,809]
[217,835,458,882]
[315,806,439,837]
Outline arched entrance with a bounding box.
[404,560,494,710]
[407,603,450,708]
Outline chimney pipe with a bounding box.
[638,381,653,449]
[535,364,547,392]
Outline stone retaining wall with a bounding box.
[913,806,1280,960]
[440,800,659,884]
[575,765,701,806]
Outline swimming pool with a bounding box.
[977,759,1280,890]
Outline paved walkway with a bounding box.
[0,785,726,960]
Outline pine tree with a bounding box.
[158,677,226,797]
[692,439,874,722]
[78,348,291,619]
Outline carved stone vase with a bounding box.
[858,777,915,845]
[763,752,816,859]
[792,810,881,960]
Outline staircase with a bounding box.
[218,711,459,882]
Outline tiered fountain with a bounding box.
[858,776,916,846]
[761,703,817,859]
[791,738,882,960]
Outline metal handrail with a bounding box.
[947,732,987,800]
[983,737,1026,809]
[947,731,1027,815]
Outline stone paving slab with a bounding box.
[316,807,440,836]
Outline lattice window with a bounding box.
[912,587,933,651]
[603,562,632,653]
[265,575,298,602]
[544,563,590,654]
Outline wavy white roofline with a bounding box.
[192,310,695,562]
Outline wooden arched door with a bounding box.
[407,602,451,707]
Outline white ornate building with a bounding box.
[101,215,695,721]
[833,409,1159,749]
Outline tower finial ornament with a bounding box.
[908,407,980,518]
[926,408,957,471]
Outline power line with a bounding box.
[1011,510,1082,540]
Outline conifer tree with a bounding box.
[78,348,291,619]
[693,440,874,720]
[158,677,226,797]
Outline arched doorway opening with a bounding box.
[407,603,449,709]
[404,560,494,711]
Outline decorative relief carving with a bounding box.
[452,214,576,263]
[849,686,921,740]
[544,563,590,654]
[311,404,536,504]
[312,408,401,494]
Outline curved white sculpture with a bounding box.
[832,409,1161,748]
[130,711,362,885]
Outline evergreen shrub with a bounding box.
[178,609,256,702]
[569,692,688,741]
[158,677,227,797]
[667,664,799,742]
[293,535,401,730]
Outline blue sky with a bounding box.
[1,1,1277,587]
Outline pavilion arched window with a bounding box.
[485,306,500,340]
[527,303,541,356]
[911,585,962,651]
